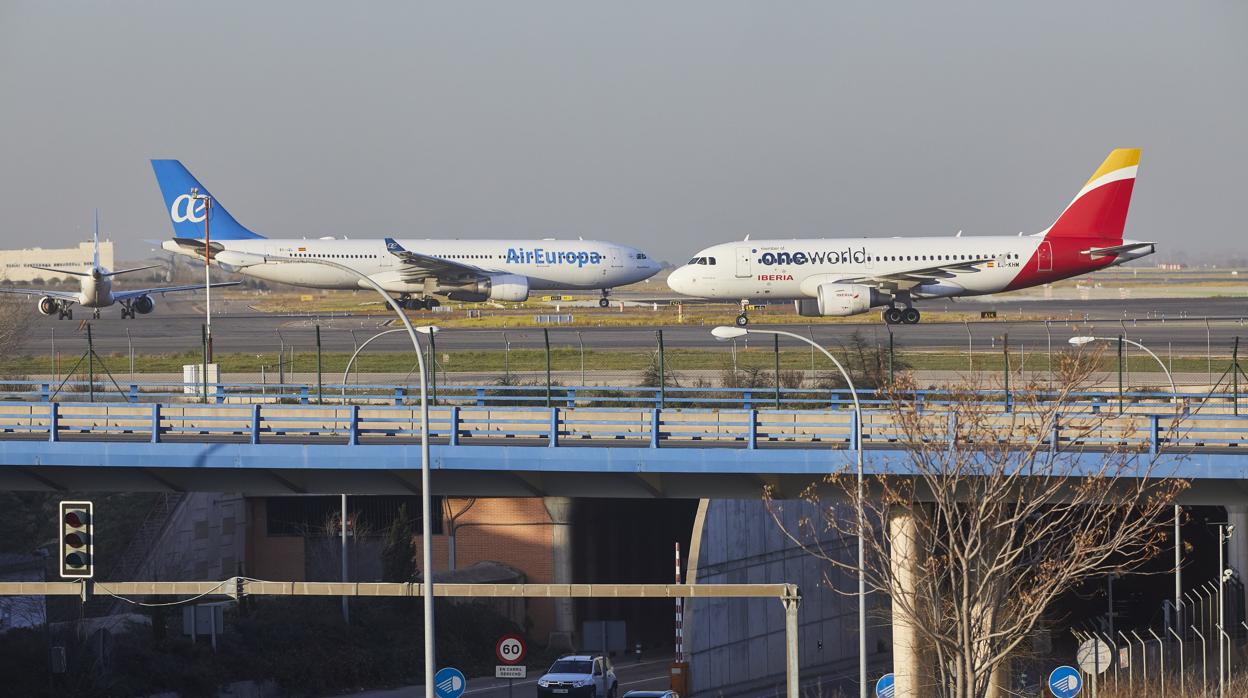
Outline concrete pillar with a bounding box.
[890,505,929,698]
[985,658,1011,698]
[1227,505,1248,619]
[544,497,575,649]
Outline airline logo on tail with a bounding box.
[150,159,264,240]
[170,194,207,223]
[1044,148,1140,241]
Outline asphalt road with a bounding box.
[333,657,673,698]
[14,296,1248,357]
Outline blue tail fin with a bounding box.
[150,160,264,240]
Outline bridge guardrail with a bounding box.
[7,402,1237,454]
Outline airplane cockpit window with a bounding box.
[708,257,716,265]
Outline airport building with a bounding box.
[0,240,114,282]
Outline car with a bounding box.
[623,692,680,698]
[536,654,619,698]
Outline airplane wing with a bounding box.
[831,258,993,291]
[113,281,241,300]
[384,238,485,281]
[0,288,79,300]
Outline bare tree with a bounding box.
[0,298,30,361]
[769,349,1187,697]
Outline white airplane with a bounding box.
[667,149,1156,325]
[151,160,661,309]
[0,214,238,320]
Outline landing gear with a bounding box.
[598,290,610,308]
[92,309,101,320]
[397,295,440,311]
[58,307,73,320]
[735,298,751,326]
[120,302,134,320]
[882,307,921,325]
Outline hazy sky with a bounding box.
[1,1,1244,264]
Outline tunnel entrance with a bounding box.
[571,498,700,654]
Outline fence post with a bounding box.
[476,387,486,407]
[774,334,781,409]
[544,328,552,408]
[657,329,666,409]
[299,386,309,405]
[347,404,359,446]
[215,382,224,405]
[1051,413,1060,454]
[747,409,757,449]
[449,406,460,447]
[250,404,261,445]
[393,387,405,406]
[48,402,58,442]
[566,388,576,409]
[1150,414,1161,456]
[548,407,559,447]
[40,383,50,402]
[651,408,661,449]
[129,384,138,403]
[743,390,753,411]
[150,404,161,444]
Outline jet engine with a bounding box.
[441,274,530,302]
[794,284,890,317]
[38,297,64,316]
[132,295,156,314]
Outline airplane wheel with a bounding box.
[902,307,921,324]
[735,314,749,327]
[883,307,903,324]
[599,297,610,308]
[426,298,440,308]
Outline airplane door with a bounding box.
[1037,241,1053,272]
[735,247,752,278]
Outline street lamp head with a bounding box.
[1068,336,1098,346]
[415,325,439,335]
[711,326,748,341]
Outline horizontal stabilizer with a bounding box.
[1081,242,1155,259]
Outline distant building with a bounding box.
[0,241,115,282]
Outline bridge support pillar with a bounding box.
[889,505,931,698]
[1228,505,1248,616]
[544,497,576,650]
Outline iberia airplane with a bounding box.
[667,149,1154,325]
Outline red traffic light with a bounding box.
[64,510,88,527]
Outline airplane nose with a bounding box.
[667,266,690,294]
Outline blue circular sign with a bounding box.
[874,673,895,698]
[434,667,467,698]
[1048,665,1082,698]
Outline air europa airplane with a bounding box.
[151,160,660,308]
[667,149,1155,325]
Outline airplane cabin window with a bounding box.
[709,257,716,265]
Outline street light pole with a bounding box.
[1070,335,1182,634]
[712,326,866,698]
[216,250,438,697]
[189,188,214,362]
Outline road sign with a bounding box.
[495,665,527,679]
[1048,665,1082,698]
[1076,637,1112,674]
[875,673,895,698]
[434,667,467,698]
[496,634,526,665]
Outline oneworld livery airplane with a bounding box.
[152,160,660,308]
[0,212,237,320]
[667,149,1155,325]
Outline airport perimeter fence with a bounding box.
[11,319,1248,404]
[1068,573,1248,697]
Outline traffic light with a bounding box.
[59,501,93,579]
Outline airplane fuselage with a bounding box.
[668,234,1154,302]
[163,237,660,293]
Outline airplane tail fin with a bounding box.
[92,209,101,270]
[1042,148,1140,242]
[150,160,264,240]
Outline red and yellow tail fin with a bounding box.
[1044,148,1140,241]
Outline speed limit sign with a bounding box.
[496,634,526,665]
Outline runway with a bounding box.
[12,295,1248,357]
